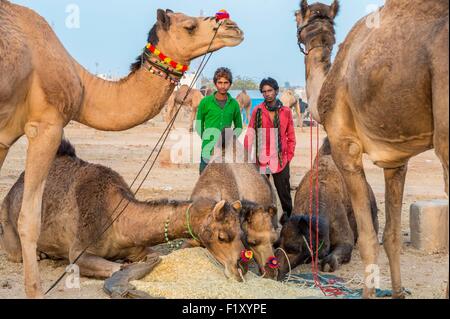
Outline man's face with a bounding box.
[215,77,232,95]
[261,85,278,103]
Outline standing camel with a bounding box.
[296,0,448,298]
[236,90,252,125]
[280,90,304,130]
[0,1,243,298]
[164,85,205,132]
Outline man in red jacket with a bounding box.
[244,77,296,220]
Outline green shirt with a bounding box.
[195,92,243,159]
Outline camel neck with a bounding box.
[304,48,333,123]
[74,64,176,131]
[117,199,203,247]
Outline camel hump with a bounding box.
[56,139,77,158]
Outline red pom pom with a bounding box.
[266,256,279,269]
[215,9,230,21]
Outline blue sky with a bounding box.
[11,0,384,86]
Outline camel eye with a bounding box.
[218,232,229,242]
[184,24,197,34]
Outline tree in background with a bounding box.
[231,76,258,90]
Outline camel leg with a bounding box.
[189,105,196,132]
[383,165,408,299]
[74,253,122,279]
[294,102,302,130]
[430,33,449,297]
[18,120,63,298]
[320,243,354,272]
[181,239,201,249]
[165,95,176,129]
[0,200,23,263]
[330,137,379,298]
[0,146,22,263]
[0,146,9,170]
[321,203,355,272]
[126,246,161,262]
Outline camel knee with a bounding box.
[330,138,363,173]
[0,222,23,263]
[357,232,379,261]
[17,211,41,244]
[383,227,402,253]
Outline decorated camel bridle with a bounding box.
[140,9,233,85]
[141,43,189,86]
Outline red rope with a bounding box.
[308,120,345,297]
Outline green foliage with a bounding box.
[231,76,258,90]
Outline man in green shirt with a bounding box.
[195,67,243,174]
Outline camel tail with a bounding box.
[56,139,77,158]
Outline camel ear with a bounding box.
[231,200,242,213]
[157,9,171,31]
[279,213,289,226]
[212,200,227,221]
[300,0,310,18]
[268,205,278,218]
[330,0,340,19]
[166,9,174,14]
[297,215,310,235]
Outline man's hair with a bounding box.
[259,77,279,92]
[213,67,233,84]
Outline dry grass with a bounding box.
[132,247,324,299]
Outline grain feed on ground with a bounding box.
[132,247,323,299]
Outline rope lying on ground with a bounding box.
[286,273,412,298]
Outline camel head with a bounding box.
[192,198,245,282]
[136,9,243,67]
[295,1,339,122]
[240,201,279,280]
[295,0,339,54]
[274,214,330,281]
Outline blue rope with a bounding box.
[286,273,412,299]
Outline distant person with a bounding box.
[299,97,309,128]
[195,67,243,174]
[244,77,296,220]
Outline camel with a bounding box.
[275,137,378,280]
[164,85,206,132]
[191,156,279,279]
[280,90,304,130]
[235,90,252,125]
[190,130,280,279]
[296,0,448,298]
[0,140,245,286]
[0,1,243,297]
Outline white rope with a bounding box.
[274,247,292,283]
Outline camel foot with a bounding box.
[320,254,339,273]
[103,257,162,299]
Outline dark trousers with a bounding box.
[199,157,209,175]
[267,163,293,217]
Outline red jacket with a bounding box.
[244,103,296,174]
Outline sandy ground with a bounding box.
[0,114,448,299]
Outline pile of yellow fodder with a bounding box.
[131,247,323,299]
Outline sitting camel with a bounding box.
[0,1,243,297]
[275,138,378,280]
[296,0,448,297]
[280,90,303,130]
[164,85,206,132]
[0,140,245,283]
[236,90,252,125]
[190,131,279,279]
